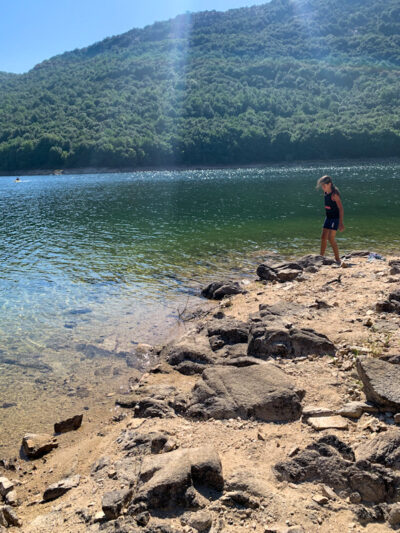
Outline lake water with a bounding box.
[1,161,400,453]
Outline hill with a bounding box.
[1,0,400,171]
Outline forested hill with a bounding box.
[1,0,400,171]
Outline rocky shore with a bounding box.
[2,252,400,532]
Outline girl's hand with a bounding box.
[339,222,345,232]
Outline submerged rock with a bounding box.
[54,414,83,434]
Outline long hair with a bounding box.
[316,175,340,196]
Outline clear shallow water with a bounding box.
[0,161,400,452]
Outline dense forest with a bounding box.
[0,0,399,171]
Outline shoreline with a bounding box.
[2,250,400,531]
[1,156,400,177]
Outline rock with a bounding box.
[248,324,335,359]
[337,401,378,419]
[225,469,270,498]
[187,363,304,422]
[356,357,400,410]
[43,475,80,502]
[388,503,400,526]
[307,416,348,431]
[0,478,14,497]
[163,336,216,374]
[354,504,386,525]
[276,269,302,282]
[21,433,58,459]
[312,495,328,505]
[207,319,249,349]
[220,490,260,509]
[0,506,22,527]
[321,485,337,500]
[302,406,334,419]
[349,491,362,504]
[376,289,400,314]
[93,511,106,523]
[395,413,400,424]
[274,435,399,504]
[119,431,172,456]
[201,281,244,300]
[54,414,83,433]
[181,510,213,532]
[134,446,223,510]
[355,429,400,468]
[135,511,150,526]
[256,264,279,282]
[5,490,18,506]
[91,456,110,475]
[133,398,176,418]
[102,488,132,520]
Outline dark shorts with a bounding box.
[323,217,339,230]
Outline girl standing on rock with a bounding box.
[316,175,345,264]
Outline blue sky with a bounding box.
[1,0,270,74]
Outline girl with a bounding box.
[316,175,345,264]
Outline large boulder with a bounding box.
[134,447,223,509]
[356,357,400,410]
[187,363,304,421]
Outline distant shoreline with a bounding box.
[1,156,399,177]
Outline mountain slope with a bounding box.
[1,0,399,171]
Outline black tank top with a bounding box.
[324,192,340,218]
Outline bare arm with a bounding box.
[332,194,345,231]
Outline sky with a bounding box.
[1,0,270,74]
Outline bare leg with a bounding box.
[328,230,340,262]
[320,228,329,256]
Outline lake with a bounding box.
[0,160,399,453]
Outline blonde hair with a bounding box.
[316,175,340,196]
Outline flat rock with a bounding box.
[43,475,80,501]
[307,416,348,430]
[54,414,83,434]
[21,433,58,459]
[356,357,400,410]
[187,363,304,421]
[338,401,378,419]
[302,406,334,419]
